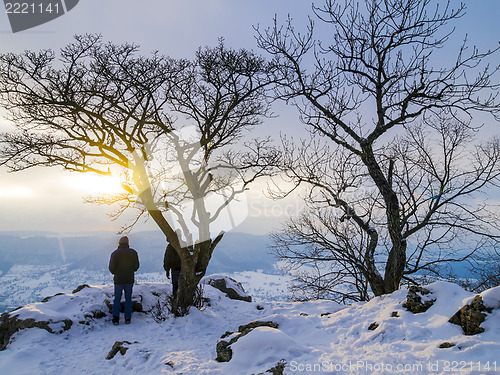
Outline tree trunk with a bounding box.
[173,233,224,316]
[134,162,226,315]
[384,239,407,293]
[361,144,406,295]
[175,256,201,316]
[364,260,387,297]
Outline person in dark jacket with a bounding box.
[109,236,140,325]
[163,243,181,299]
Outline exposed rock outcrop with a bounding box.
[106,340,138,360]
[216,321,279,362]
[258,359,286,375]
[72,284,91,294]
[41,293,65,303]
[0,284,111,350]
[238,320,279,334]
[439,342,456,348]
[0,312,72,351]
[403,286,436,313]
[79,309,107,325]
[449,295,493,335]
[216,340,233,362]
[204,275,252,302]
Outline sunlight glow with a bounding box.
[63,174,123,195]
[0,186,35,198]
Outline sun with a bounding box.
[63,173,124,195]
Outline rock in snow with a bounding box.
[0,279,499,375]
[216,320,280,362]
[402,285,436,314]
[202,274,252,302]
[448,286,500,335]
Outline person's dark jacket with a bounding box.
[163,244,181,274]
[109,244,140,284]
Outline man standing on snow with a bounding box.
[109,236,140,325]
[163,243,181,299]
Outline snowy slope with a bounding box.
[0,279,499,375]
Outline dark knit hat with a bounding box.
[118,236,129,246]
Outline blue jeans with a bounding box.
[113,284,133,320]
[171,270,180,299]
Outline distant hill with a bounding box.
[0,231,277,275]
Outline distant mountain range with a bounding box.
[0,230,278,275]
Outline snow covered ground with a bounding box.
[0,278,499,375]
[229,270,292,302]
[0,266,291,313]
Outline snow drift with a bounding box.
[0,278,499,375]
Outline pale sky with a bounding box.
[0,0,499,235]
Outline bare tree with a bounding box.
[258,0,500,299]
[0,35,276,314]
[458,243,500,292]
